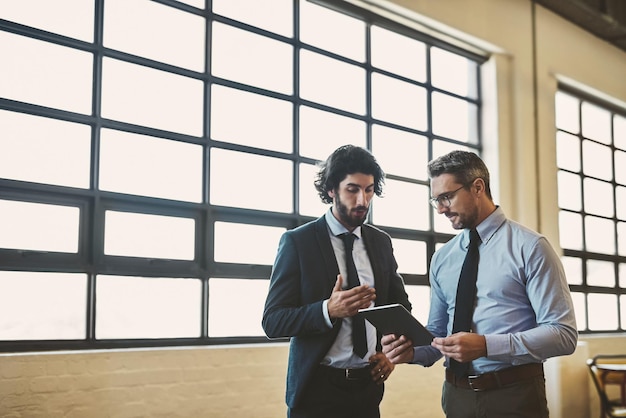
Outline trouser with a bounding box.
[441,375,549,418]
[288,365,384,418]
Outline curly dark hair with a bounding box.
[427,150,493,200]
[314,145,385,204]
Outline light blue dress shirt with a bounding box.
[413,206,578,374]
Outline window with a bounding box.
[555,86,626,333]
[0,0,483,351]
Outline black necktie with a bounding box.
[341,233,368,358]
[450,228,480,377]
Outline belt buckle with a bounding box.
[468,375,483,392]
[345,369,359,381]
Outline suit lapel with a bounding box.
[314,216,340,287]
[361,225,388,304]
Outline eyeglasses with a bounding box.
[429,184,467,209]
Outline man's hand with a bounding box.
[327,274,376,319]
[431,332,487,363]
[381,334,414,364]
[369,352,394,385]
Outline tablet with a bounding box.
[358,303,434,347]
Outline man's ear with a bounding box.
[473,178,486,196]
[328,189,336,199]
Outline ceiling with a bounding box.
[535,0,626,53]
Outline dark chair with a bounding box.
[587,355,626,418]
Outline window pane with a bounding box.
[555,91,580,134]
[0,32,92,113]
[299,106,366,160]
[557,171,581,211]
[561,256,582,285]
[372,125,428,181]
[214,222,286,264]
[208,278,268,337]
[583,178,613,217]
[617,186,626,220]
[371,25,426,82]
[99,129,203,202]
[0,200,79,253]
[615,114,626,151]
[0,110,91,188]
[211,85,292,153]
[96,276,201,338]
[213,0,293,37]
[101,58,203,136]
[373,180,429,230]
[371,72,427,131]
[104,0,205,71]
[392,239,427,275]
[210,148,293,212]
[586,259,615,287]
[212,22,292,94]
[404,285,430,324]
[431,47,477,98]
[432,92,478,143]
[615,150,626,186]
[585,215,615,255]
[178,0,204,8]
[587,293,618,331]
[618,222,626,257]
[622,295,626,330]
[582,102,612,145]
[559,211,583,250]
[0,0,93,41]
[104,211,195,260]
[300,0,364,62]
[556,131,581,172]
[571,292,586,331]
[300,50,366,114]
[432,139,471,161]
[299,163,329,217]
[621,264,626,288]
[0,271,86,340]
[582,140,612,181]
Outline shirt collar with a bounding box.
[473,205,506,245]
[325,208,362,239]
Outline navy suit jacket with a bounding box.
[262,216,411,409]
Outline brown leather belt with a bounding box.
[445,363,544,392]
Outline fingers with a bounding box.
[369,353,394,385]
[328,278,376,319]
[339,285,376,308]
[381,334,397,345]
[351,286,376,310]
[334,274,343,292]
[431,332,486,363]
[381,334,413,364]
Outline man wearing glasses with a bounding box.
[382,150,578,418]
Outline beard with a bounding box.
[448,206,479,230]
[334,194,369,228]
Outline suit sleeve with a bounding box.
[379,229,412,312]
[388,248,412,312]
[262,232,334,339]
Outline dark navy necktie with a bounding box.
[450,228,480,377]
[341,233,368,358]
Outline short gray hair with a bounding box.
[427,150,492,200]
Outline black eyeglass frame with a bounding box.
[429,180,477,209]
